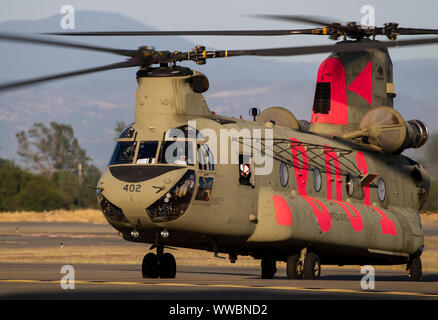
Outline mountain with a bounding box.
[0,11,437,171]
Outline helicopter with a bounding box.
[0,15,437,281]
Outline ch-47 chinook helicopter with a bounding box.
[1,14,437,281]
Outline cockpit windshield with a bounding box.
[159,140,194,165]
[136,141,158,164]
[109,141,137,165]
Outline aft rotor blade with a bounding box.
[223,37,438,57]
[42,29,319,37]
[0,59,140,92]
[0,32,138,56]
[252,14,347,27]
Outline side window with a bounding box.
[136,141,158,164]
[195,177,214,201]
[239,154,252,186]
[109,141,137,165]
[197,144,215,171]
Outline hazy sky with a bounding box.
[1,0,438,61]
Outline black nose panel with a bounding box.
[109,165,184,183]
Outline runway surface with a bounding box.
[1,221,437,301]
[0,262,437,300]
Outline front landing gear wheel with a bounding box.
[407,256,422,281]
[159,252,176,278]
[303,252,321,280]
[142,252,159,278]
[261,257,277,279]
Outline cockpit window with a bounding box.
[119,127,136,139]
[166,125,205,140]
[136,141,158,164]
[109,141,137,165]
[160,140,194,165]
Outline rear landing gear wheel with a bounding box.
[159,252,176,278]
[261,257,277,279]
[407,256,422,282]
[142,252,159,278]
[286,254,303,279]
[303,252,321,280]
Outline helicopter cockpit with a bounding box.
[109,125,214,169]
[104,125,216,223]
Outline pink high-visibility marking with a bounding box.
[273,195,293,226]
[356,151,396,236]
[347,61,373,106]
[311,58,348,125]
[302,195,332,232]
[324,146,343,201]
[291,137,331,232]
[329,199,363,232]
[291,138,308,196]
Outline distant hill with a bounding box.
[0,10,437,170]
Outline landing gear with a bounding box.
[303,252,321,280]
[159,252,177,278]
[141,247,176,279]
[286,254,303,279]
[286,250,320,280]
[261,256,277,279]
[407,256,422,281]
[142,252,159,278]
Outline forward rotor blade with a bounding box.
[0,32,138,56]
[397,27,438,35]
[0,59,140,92]
[42,29,319,37]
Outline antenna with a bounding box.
[249,107,260,121]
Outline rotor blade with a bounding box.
[251,14,347,27]
[223,37,438,57]
[0,59,140,92]
[251,14,359,36]
[0,32,138,56]
[397,27,438,35]
[42,29,320,37]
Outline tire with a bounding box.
[159,253,177,278]
[261,257,276,279]
[142,252,159,278]
[286,254,303,279]
[407,256,422,282]
[303,252,321,280]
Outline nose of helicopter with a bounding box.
[97,165,196,229]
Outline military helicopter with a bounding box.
[0,15,436,281]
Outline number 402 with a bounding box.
[123,184,141,192]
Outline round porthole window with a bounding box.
[378,178,386,202]
[346,174,354,197]
[280,162,289,187]
[313,168,322,192]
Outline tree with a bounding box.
[114,121,127,140]
[0,158,67,211]
[16,122,90,177]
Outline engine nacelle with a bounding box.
[344,106,429,154]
